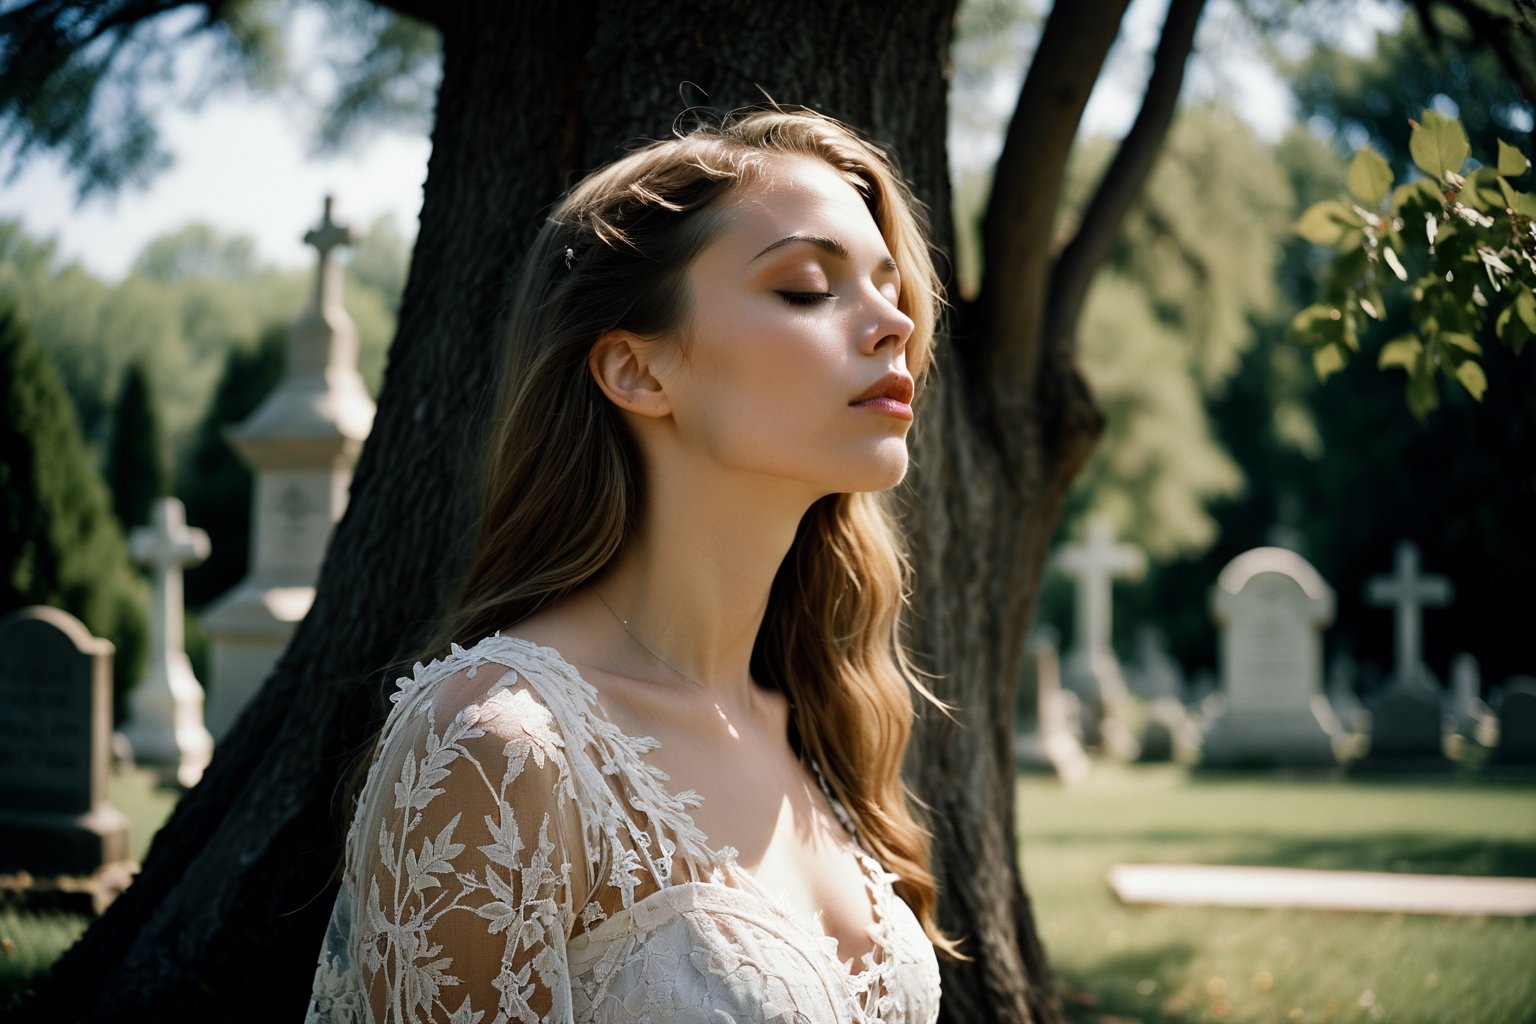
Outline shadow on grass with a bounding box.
[1053,940,1204,1024]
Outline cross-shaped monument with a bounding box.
[1059,517,1145,660]
[1055,516,1145,759]
[304,194,361,318]
[204,196,375,740]
[124,497,214,788]
[1365,540,1453,692]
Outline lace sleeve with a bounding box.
[346,675,591,1024]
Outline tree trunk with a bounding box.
[25,1,1158,1020]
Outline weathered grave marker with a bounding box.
[1014,626,1090,785]
[1200,547,1346,768]
[0,607,133,912]
[1489,677,1536,772]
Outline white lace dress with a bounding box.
[306,634,942,1024]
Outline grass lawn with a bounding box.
[1018,764,1536,1024]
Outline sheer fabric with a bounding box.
[307,634,942,1024]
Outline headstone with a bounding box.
[123,497,214,788]
[1365,541,1452,692]
[1445,653,1498,755]
[1354,543,1453,772]
[1200,547,1347,768]
[1488,677,1536,772]
[1013,626,1090,785]
[0,608,134,913]
[1127,628,1200,764]
[1055,516,1144,760]
[204,195,374,740]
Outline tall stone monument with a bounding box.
[204,196,375,739]
[123,497,213,788]
[1055,516,1144,760]
[1200,547,1347,768]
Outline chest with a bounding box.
[606,705,881,967]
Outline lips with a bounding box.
[849,372,915,407]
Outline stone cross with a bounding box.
[125,497,213,787]
[1057,516,1144,657]
[304,194,359,316]
[1365,541,1452,691]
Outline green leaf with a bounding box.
[1518,287,1536,334]
[1290,303,1346,347]
[1292,200,1365,245]
[1347,147,1394,205]
[1454,359,1488,401]
[1410,110,1471,183]
[1379,336,1422,370]
[1499,139,1531,178]
[1314,343,1346,381]
[1406,357,1440,419]
[1463,167,1504,211]
[1498,177,1536,218]
[1440,332,1482,357]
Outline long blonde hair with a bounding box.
[438,107,954,954]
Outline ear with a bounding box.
[588,329,672,419]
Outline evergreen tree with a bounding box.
[0,302,148,721]
[106,360,168,530]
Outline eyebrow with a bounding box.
[750,233,898,273]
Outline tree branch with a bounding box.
[974,0,1130,413]
[364,0,452,30]
[1413,0,1536,110]
[1044,0,1207,366]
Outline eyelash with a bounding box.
[777,291,837,306]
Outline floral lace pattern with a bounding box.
[307,634,941,1023]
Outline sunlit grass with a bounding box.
[1019,764,1536,1024]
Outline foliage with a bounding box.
[106,360,168,529]
[0,0,437,197]
[0,302,148,721]
[1056,106,1296,562]
[1290,111,1536,418]
[0,217,403,461]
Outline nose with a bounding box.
[863,286,914,355]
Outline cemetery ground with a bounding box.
[1,765,1531,1019]
[1021,764,1536,1024]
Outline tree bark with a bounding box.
[25,0,1206,1021]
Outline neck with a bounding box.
[591,462,819,713]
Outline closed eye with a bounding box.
[777,291,837,306]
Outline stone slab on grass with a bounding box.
[1108,863,1536,917]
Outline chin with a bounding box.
[841,447,910,493]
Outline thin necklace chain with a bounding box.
[591,586,708,692]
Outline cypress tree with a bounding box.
[0,302,148,721]
[107,360,169,530]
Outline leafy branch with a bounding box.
[1290,109,1536,417]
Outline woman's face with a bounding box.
[650,155,917,498]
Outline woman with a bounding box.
[307,107,953,1024]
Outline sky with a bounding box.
[0,0,1401,283]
